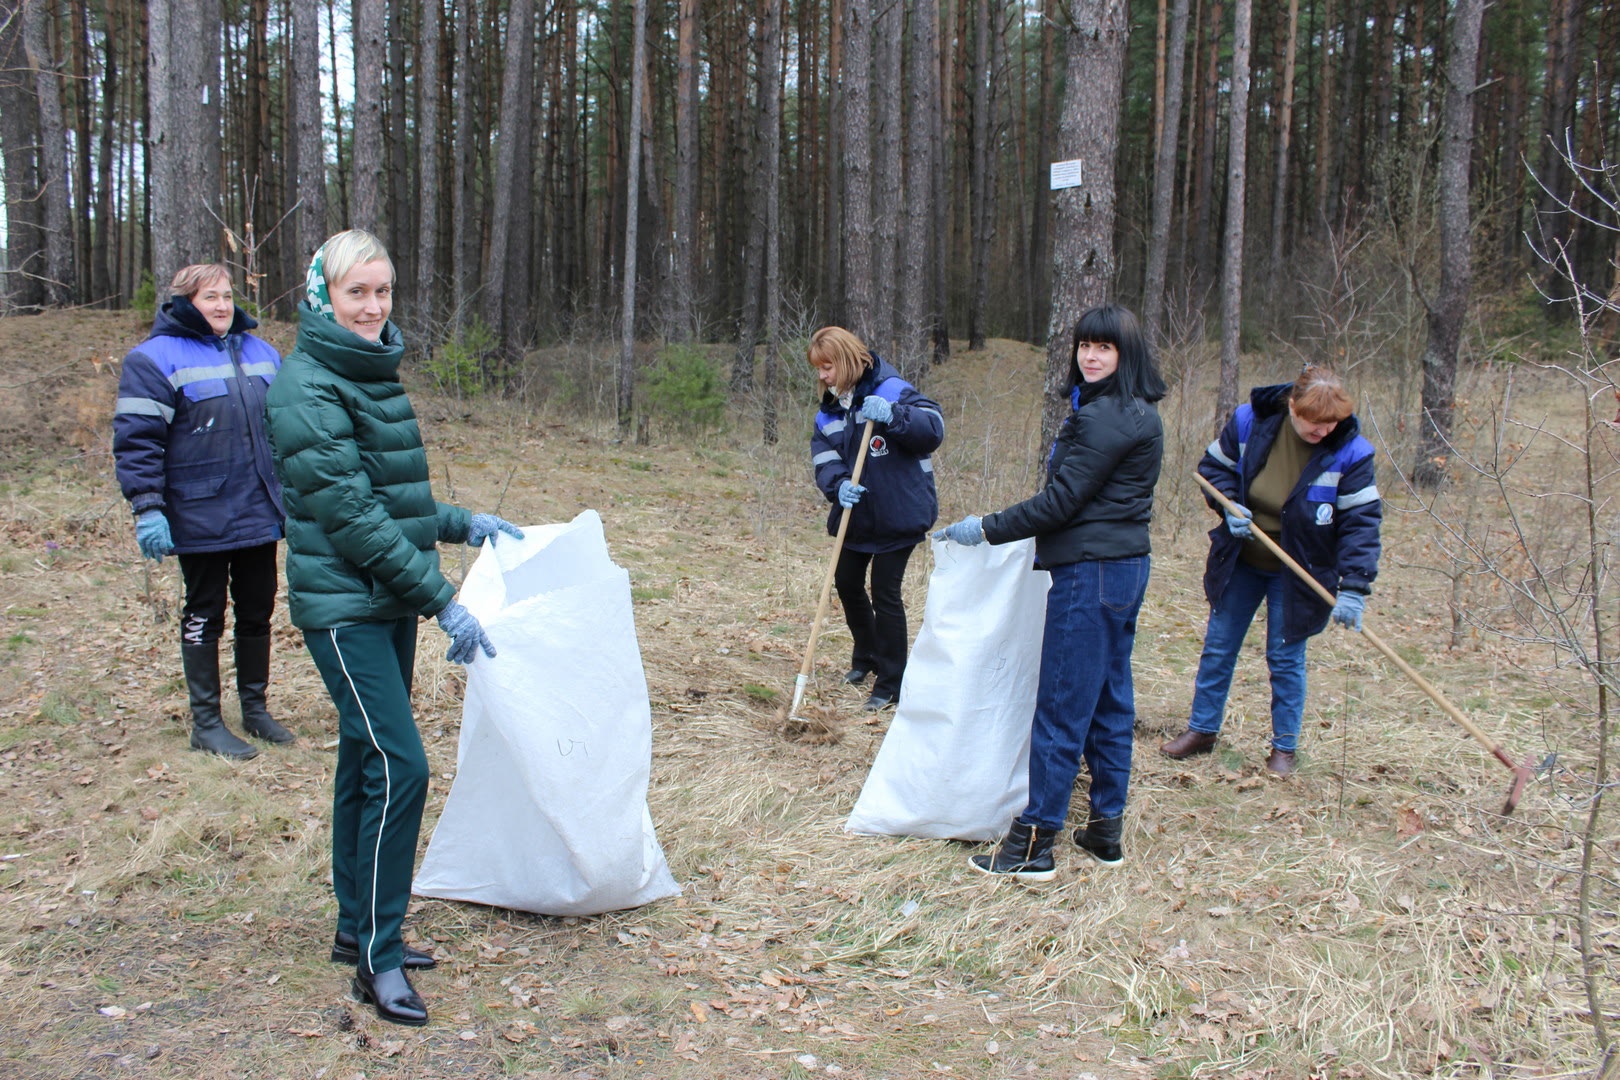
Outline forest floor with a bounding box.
[0,310,1612,1080]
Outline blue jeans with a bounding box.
[1020,556,1150,831]
[1188,560,1308,752]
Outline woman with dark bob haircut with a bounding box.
[936,304,1165,882]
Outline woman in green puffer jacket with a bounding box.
[264,229,522,1028]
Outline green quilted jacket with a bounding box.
[263,304,470,630]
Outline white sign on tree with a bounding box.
[1049,159,1084,190]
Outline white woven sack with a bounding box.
[846,536,1050,842]
[413,510,680,916]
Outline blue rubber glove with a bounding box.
[135,510,174,562]
[1225,504,1255,539]
[437,600,496,664]
[838,480,866,508]
[933,515,985,546]
[1330,591,1365,632]
[854,396,893,424]
[468,513,524,547]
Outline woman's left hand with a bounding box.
[1330,591,1365,631]
[468,513,524,547]
[934,515,984,546]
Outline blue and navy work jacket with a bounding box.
[811,356,944,554]
[1197,383,1381,642]
[113,299,285,555]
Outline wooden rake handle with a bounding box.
[1193,472,1518,768]
[795,419,878,689]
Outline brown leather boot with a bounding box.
[1265,747,1297,775]
[1160,729,1218,759]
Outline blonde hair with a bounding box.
[1290,364,1355,424]
[806,326,872,395]
[319,229,395,291]
[169,263,232,299]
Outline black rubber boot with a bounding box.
[235,634,294,743]
[1074,812,1124,867]
[183,643,258,760]
[969,819,1058,883]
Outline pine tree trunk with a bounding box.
[841,0,874,339]
[1413,0,1484,487]
[672,0,700,341]
[898,0,938,380]
[92,0,119,306]
[24,0,73,305]
[351,0,385,233]
[967,0,991,350]
[869,0,901,359]
[483,0,534,357]
[1267,0,1298,285]
[0,0,46,310]
[293,0,327,275]
[1041,0,1128,452]
[70,1,93,301]
[1216,0,1251,425]
[759,0,783,445]
[387,0,412,285]
[618,0,649,438]
[414,0,441,323]
[1027,0,1054,346]
[453,0,478,329]
[1143,0,1190,341]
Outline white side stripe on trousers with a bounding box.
[330,627,392,975]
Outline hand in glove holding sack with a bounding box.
[1224,504,1255,539]
[934,515,985,546]
[136,510,175,561]
[854,396,893,425]
[437,600,496,664]
[1330,591,1365,632]
[467,513,524,547]
[838,480,866,508]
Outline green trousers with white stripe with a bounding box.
[305,617,428,976]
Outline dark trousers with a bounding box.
[834,544,915,698]
[1020,556,1151,830]
[304,618,428,976]
[177,542,278,646]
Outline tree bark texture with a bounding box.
[898,0,939,381]
[840,0,874,341]
[1215,0,1250,425]
[483,0,534,351]
[672,0,700,341]
[25,0,73,305]
[0,0,46,309]
[1041,0,1128,453]
[350,0,385,233]
[1142,0,1189,342]
[414,0,441,320]
[617,0,648,436]
[1413,0,1484,487]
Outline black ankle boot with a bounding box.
[332,930,437,970]
[235,634,294,743]
[969,819,1058,883]
[353,966,428,1026]
[182,643,258,760]
[1074,812,1124,867]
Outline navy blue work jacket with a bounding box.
[112,299,285,554]
[1198,383,1382,642]
[810,357,944,553]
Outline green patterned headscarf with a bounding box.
[305,248,335,320]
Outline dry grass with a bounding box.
[0,313,1612,1079]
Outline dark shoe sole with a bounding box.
[863,695,896,712]
[189,736,259,761]
[331,944,437,970]
[351,977,429,1027]
[968,853,1056,883]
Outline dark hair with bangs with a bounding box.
[1068,304,1166,402]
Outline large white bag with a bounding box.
[413,510,681,916]
[846,537,1050,842]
